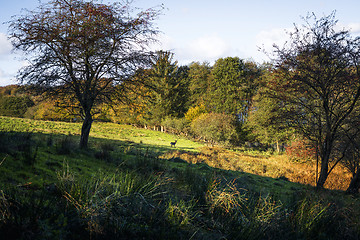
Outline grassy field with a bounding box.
[0,116,203,151]
[0,116,359,239]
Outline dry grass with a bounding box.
[161,146,352,191]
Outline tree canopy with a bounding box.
[8,0,162,148]
[207,57,245,116]
[146,51,189,125]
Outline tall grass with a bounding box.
[165,198,198,226]
[162,146,352,191]
[56,163,169,237]
[289,196,341,239]
[0,132,38,166]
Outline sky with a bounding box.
[1,0,360,86]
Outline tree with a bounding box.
[335,109,360,194]
[207,57,260,123]
[241,61,262,120]
[146,51,189,126]
[207,57,246,117]
[270,12,360,189]
[188,61,211,106]
[247,68,293,152]
[8,0,161,148]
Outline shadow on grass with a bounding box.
[0,131,318,194]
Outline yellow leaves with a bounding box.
[185,104,207,122]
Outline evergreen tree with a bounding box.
[208,57,245,116]
[188,61,211,106]
[146,51,189,126]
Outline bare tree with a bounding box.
[269,12,360,189]
[8,0,162,148]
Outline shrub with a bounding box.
[94,143,114,162]
[0,187,79,239]
[0,132,37,166]
[191,112,239,145]
[206,178,247,217]
[56,165,169,237]
[175,166,214,203]
[289,196,341,239]
[161,117,190,135]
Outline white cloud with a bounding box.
[0,68,16,86]
[255,28,291,55]
[151,33,233,64]
[0,33,17,85]
[151,33,174,51]
[188,35,230,59]
[257,23,360,59]
[347,23,360,33]
[175,34,233,64]
[0,33,12,58]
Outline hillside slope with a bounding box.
[0,117,359,239]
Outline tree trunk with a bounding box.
[346,170,360,194]
[80,113,93,149]
[316,152,330,189]
[276,140,280,153]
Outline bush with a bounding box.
[161,117,190,135]
[56,165,170,238]
[0,132,37,166]
[165,198,198,226]
[0,187,81,239]
[191,112,239,145]
[289,196,342,239]
[94,143,114,162]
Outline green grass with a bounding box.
[0,116,203,152]
[0,116,360,239]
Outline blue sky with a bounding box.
[1,0,360,86]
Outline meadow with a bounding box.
[0,116,359,239]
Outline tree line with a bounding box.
[0,53,264,145]
[3,0,360,193]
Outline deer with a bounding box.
[170,140,177,147]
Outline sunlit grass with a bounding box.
[0,116,204,152]
[161,146,352,191]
